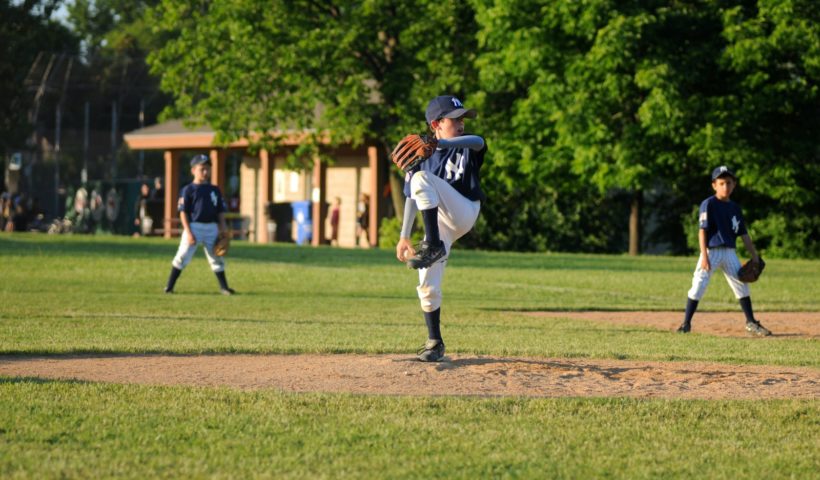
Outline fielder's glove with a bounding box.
[738,257,765,283]
[390,134,438,172]
[214,231,231,257]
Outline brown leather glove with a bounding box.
[390,134,438,172]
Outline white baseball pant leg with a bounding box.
[171,222,225,273]
[687,247,750,301]
[410,171,481,312]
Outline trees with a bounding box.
[0,0,78,159]
[147,0,481,215]
[471,0,819,256]
[145,0,820,256]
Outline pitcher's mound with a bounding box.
[1,354,818,400]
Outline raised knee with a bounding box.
[416,284,442,312]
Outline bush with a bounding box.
[378,215,424,249]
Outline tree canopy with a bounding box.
[145,0,820,257]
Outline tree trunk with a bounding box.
[629,190,642,256]
[389,170,404,219]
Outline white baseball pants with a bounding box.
[410,171,481,312]
[171,222,225,273]
[687,247,750,300]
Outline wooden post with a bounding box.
[628,190,642,256]
[258,149,272,243]
[311,156,326,246]
[163,150,180,239]
[209,149,226,192]
[367,146,380,247]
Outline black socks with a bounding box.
[684,296,755,325]
[424,308,442,340]
[166,267,182,292]
[421,207,441,246]
[215,271,230,290]
[739,296,755,323]
[683,298,699,325]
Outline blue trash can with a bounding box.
[292,201,312,245]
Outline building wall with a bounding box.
[239,155,262,242]
[237,149,372,246]
[324,156,371,247]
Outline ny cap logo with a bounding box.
[451,97,464,108]
[719,166,728,173]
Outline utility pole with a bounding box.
[54,56,73,218]
[82,101,89,185]
[110,101,118,180]
[27,53,57,194]
[138,98,145,177]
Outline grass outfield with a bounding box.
[1,234,818,479]
[0,234,817,365]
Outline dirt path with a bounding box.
[2,312,817,400]
[523,311,820,338]
[1,353,818,400]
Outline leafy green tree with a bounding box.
[66,0,169,179]
[471,0,819,257]
[0,0,78,158]
[703,0,820,258]
[146,0,481,215]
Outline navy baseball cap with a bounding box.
[711,165,736,181]
[425,95,477,125]
[190,154,210,167]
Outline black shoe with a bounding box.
[417,339,445,362]
[745,320,771,337]
[220,288,236,296]
[164,288,174,294]
[406,241,446,270]
[676,322,691,333]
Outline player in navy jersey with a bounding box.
[677,166,770,336]
[395,95,487,361]
[164,154,236,295]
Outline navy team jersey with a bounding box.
[178,183,227,223]
[698,195,747,248]
[403,139,487,202]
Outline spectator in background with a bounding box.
[134,183,152,236]
[356,193,370,247]
[9,193,28,232]
[151,177,164,201]
[328,196,341,246]
[0,192,10,231]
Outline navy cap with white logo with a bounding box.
[190,154,210,167]
[711,165,736,181]
[425,95,477,125]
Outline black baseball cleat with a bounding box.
[406,241,446,270]
[220,288,236,296]
[417,339,446,362]
[745,320,771,337]
[164,288,174,294]
[676,322,691,333]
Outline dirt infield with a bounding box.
[2,312,817,400]
[523,311,820,338]
[1,353,818,400]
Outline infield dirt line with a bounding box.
[521,311,820,338]
[1,354,818,400]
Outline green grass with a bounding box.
[1,234,818,479]
[1,381,818,479]
[0,234,817,366]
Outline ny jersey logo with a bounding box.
[445,152,465,181]
[210,191,219,207]
[731,215,740,233]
